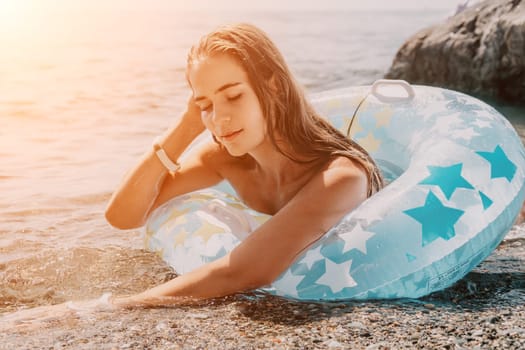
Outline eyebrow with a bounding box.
[194,82,242,102]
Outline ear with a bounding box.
[268,74,278,93]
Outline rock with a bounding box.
[325,339,343,348]
[472,329,484,337]
[385,0,525,104]
[348,321,367,330]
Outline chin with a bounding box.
[225,147,247,157]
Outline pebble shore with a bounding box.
[2,239,523,350]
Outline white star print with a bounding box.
[316,258,356,293]
[431,112,464,133]
[338,223,375,254]
[298,244,324,270]
[272,268,304,297]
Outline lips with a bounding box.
[220,129,243,141]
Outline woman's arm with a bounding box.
[113,158,368,306]
[105,98,223,230]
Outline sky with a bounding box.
[0,0,471,13]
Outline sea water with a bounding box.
[1,7,524,314]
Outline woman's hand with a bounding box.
[0,302,74,333]
[105,91,223,230]
[0,294,115,333]
[161,94,206,144]
[184,94,206,130]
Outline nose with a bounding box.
[210,105,231,126]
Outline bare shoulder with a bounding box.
[325,155,364,171]
[318,156,368,188]
[290,156,368,215]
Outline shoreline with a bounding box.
[2,239,523,349]
[3,290,524,349]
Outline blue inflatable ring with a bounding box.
[145,80,525,300]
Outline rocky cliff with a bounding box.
[386,0,524,104]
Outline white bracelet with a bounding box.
[152,137,181,175]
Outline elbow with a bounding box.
[242,272,273,291]
[104,205,144,230]
[259,271,283,289]
[211,251,283,294]
[251,267,279,288]
[206,266,266,295]
[229,264,277,291]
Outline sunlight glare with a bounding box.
[0,0,31,22]
[0,0,40,38]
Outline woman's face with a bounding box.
[188,54,267,157]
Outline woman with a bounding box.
[103,23,383,307]
[0,24,382,325]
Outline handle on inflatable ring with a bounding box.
[371,79,415,103]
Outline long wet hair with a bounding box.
[187,23,383,197]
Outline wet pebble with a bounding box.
[471,329,484,337]
[423,303,435,310]
[348,321,367,330]
[325,339,343,348]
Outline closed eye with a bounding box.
[199,93,241,112]
[227,93,242,102]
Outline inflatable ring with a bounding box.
[145,80,525,300]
